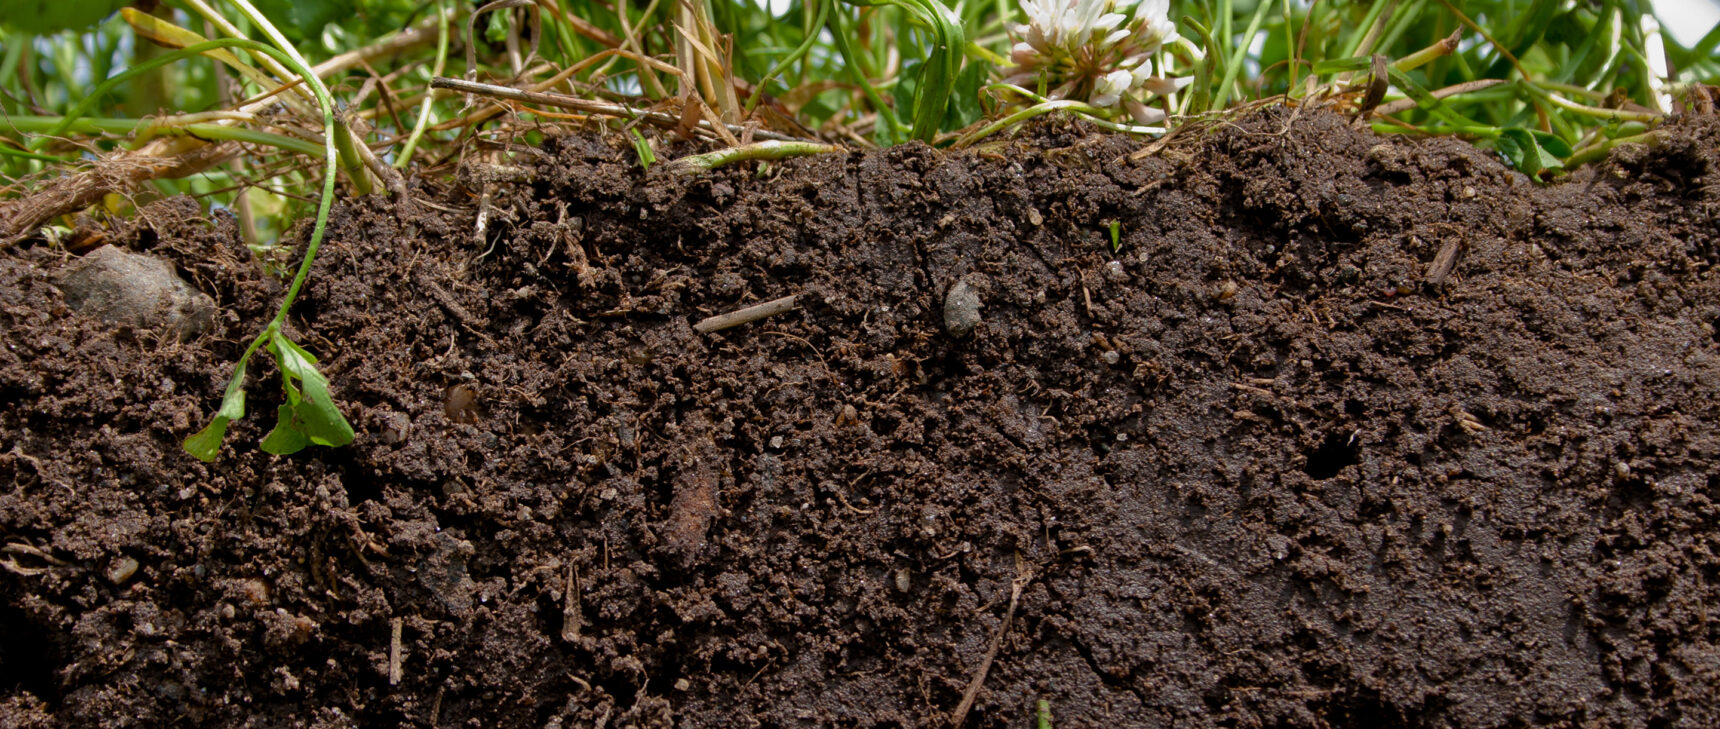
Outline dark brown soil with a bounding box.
[4,107,1720,728]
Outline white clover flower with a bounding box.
[1092,69,1134,107]
[1007,0,1188,122]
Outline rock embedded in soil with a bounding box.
[55,245,214,340]
[943,278,983,338]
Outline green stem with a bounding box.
[395,0,450,169]
[747,0,832,112]
[1212,0,1272,110]
[40,39,303,147]
[842,0,964,143]
[830,5,905,142]
[229,0,371,194]
[220,0,343,330]
[6,115,324,157]
[666,140,842,174]
[1522,82,1660,123]
[0,146,71,163]
[953,98,1164,148]
[1566,130,1662,167]
[1282,0,1298,93]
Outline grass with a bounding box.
[0,0,1715,459]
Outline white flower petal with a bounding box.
[1135,74,1192,96]
[1124,99,1167,124]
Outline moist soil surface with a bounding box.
[3,108,1720,728]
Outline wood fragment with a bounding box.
[662,419,721,566]
[561,565,583,643]
[1231,383,1275,397]
[950,554,1034,729]
[415,268,486,329]
[1425,238,1467,288]
[693,295,799,334]
[388,617,404,686]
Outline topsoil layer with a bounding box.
[3,108,1720,728]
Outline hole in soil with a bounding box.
[0,604,62,706]
[1304,432,1360,480]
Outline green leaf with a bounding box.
[630,129,656,169]
[183,416,233,462]
[944,61,989,129]
[1494,128,1568,179]
[893,59,924,127]
[260,404,311,455]
[261,333,355,454]
[182,362,249,462]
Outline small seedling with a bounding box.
[630,129,657,169]
[180,0,355,462]
[1036,699,1054,729]
[1106,220,1122,252]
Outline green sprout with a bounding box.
[630,129,658,170]
[1106,219,1122,252]
[181,0,355,461]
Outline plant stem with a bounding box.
[666,140,840,174]
[1212,0,1271,110]
[396,0,451,168]
[830,5,905,142]
[6,114,324,157]
[747,0,832,112]
[228,0,374,194]
[1565,130,1662,168]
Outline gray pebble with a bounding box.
[57,246,214,340]
[943,280,982,339]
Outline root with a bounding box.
[1,139,238,248]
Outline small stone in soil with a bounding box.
[943,280,983,338]
[56,245,215,340]
[106,556,139,585]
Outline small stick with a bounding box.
[950,554,1034,729]
[561,565,583,642]
[693,295,799,334]
[388,617,404,686]
[1425,238,1466,288]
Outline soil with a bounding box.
[3,107,1720,728]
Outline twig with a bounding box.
[388,617,404,686]
[950,553,1034,729]
[1424,237,1466,288]
[562,565,584,642]
[693,295,800,333]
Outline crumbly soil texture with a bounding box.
[4,108,1720,728]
